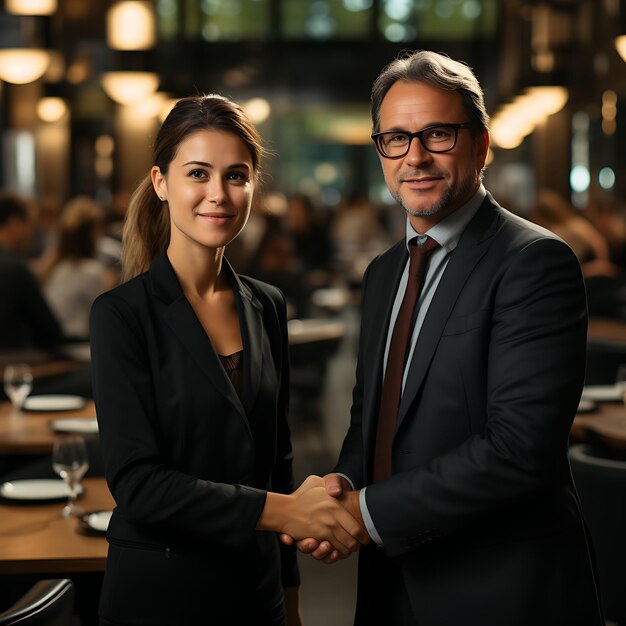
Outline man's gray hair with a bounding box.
[371,50,490,134]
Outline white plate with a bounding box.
[22,395,86,412]
[81,510,112,533]
[50,418,98,434]
[581,385,623,403]
[0,479,85,502]
[577,398,596,413]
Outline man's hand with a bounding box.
[280,474,369,563]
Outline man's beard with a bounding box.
[391,175,477,218]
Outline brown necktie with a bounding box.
[373,236,439,483]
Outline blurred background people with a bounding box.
[530,188,617,278]
[330,190,390,287]
[529,188,626,319]
[284,193,333,286]
[0,192,63,349]
[249,222,311,318]
[583,196,626,270]
[40,196,118,340]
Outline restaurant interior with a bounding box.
[1,0,626,624]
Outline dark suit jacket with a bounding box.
[90,252,298,625]
[335,193,603,626]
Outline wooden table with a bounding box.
[0,400,96,456]
[0,477,113,574]
[573,401,626,449]
[0,345,90,381]
[588,318,626,345]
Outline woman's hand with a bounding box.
[278,474,369,562]
[257,475,369,555]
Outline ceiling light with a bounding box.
[5,0,57,15]
[242,98,271,124]
[37,97,68,122]
[101,71,159,105]
[107,1,156,50]
[0,49,51,84]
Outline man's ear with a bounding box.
[478,128,490,167]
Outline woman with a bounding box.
[90,94,367,626]
[42,196,117,339]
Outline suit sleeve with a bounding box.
[90,292,267,549]
[362,238,588,557]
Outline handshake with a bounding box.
[257,474,371,564]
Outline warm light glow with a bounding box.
[242,98,271,124]
[489,120,525,150]
[525,86,568,115]
[0,49,51,84]
[160,98,179,122]
[490,86,568,150]
[95,135,115,157]
[107,1,156,50]
[101,71,159,105]
[37,97,67,122]
[66,58,90,84]
[130,92,169,118]
[616,35,626,63]
[44,50,65,82]
[5,0,57,15]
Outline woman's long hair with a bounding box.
[40,196,105,283]
[121,94,264,282]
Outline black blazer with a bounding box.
[335,193,603,626]
[90,252,298,625]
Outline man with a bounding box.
[286,50,603,625]
[0,192,63,349]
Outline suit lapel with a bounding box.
[362,241,408,462]
[149,253,251,427]
[395,196,500,429]
[225,262,264,417]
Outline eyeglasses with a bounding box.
[371,123,473,159]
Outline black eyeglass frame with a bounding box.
[371,122,474,159]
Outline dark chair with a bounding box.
[569,444,626,624]
[585,339,626,385]
[289,335,343,423]
[0,579,74,626]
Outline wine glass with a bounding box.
[3,364,33,410]
[52,435,89,517]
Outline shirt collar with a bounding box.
[405,184,486,253]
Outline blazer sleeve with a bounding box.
[267,289,300,588]
[90,291,267,549]
[362,237,588,557]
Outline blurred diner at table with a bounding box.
[0,192,94,403]
[40,196,119,341]
[529,188,626,321]
[0,192,63,351]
